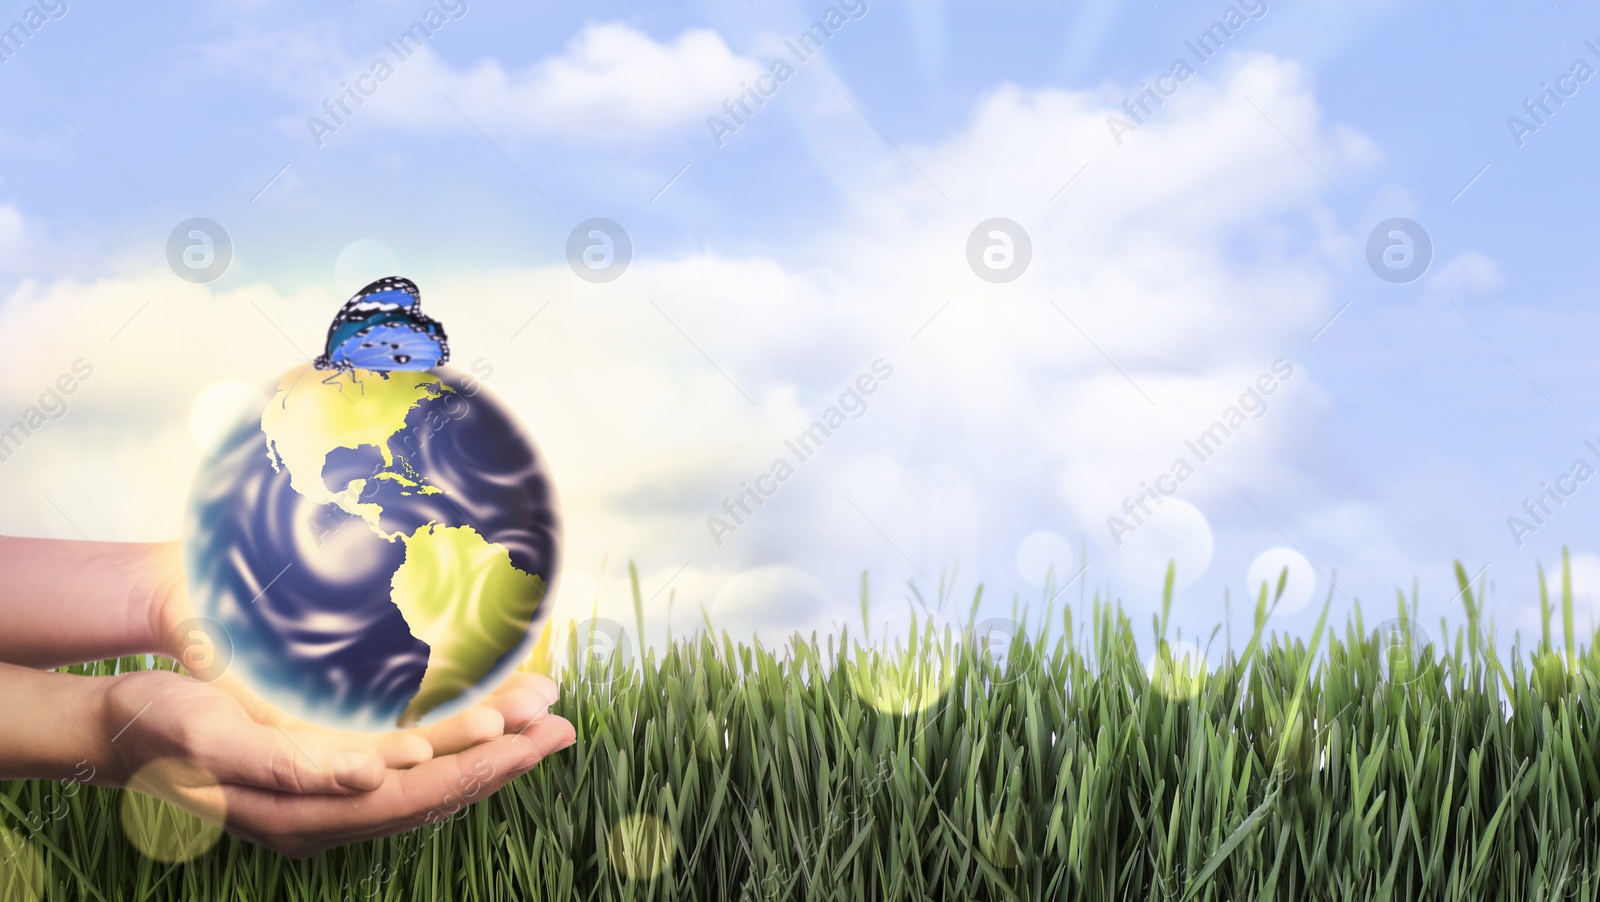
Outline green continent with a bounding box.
[261,365,451,533]
[388,524,548,727]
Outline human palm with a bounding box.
[100,667,571,856]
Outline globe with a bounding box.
[183,364,560,732]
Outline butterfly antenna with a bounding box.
[281,366,310,409]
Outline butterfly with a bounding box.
[312,277,450,381]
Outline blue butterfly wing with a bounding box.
[332,321,448,371]
[317,277,450,372]
[344,277,421,313]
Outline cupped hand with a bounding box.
[99,669,430,794]
[99,662,575,857]
[121,542,577,855]
[100,669,574,857]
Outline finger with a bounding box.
[279,726,432,771]
[391,671,560,752]
[197,718,389,794]
[369,731,433,769]
[221,677,432,770]
[479,673,559,733]
[293,716,578,855]
[405,705,506,757]
[221,716,577,856]
[506,671,561,706]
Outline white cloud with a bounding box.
[704,565,846,649]
[1509,551,1600,644]
[197,20,761,145]
[1427,251,1506,297]
[0,52,1379,652]
[0,205,22,246]
[366,24,762,142]
[192,27,350,100]
[0,204,44,276]
[1562,552,1600,634]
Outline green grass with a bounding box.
[6,553,1600,900]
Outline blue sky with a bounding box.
[2,0,1599,657]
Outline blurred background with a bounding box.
[0,0,1596,662]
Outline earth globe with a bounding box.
[183,363,560,732]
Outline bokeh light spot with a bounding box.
[1246,547,1317,615]
[845,634,958,716]
[120,760,226,864]
[1117,499,1214,590]
[335,239,401,291]
[189,379,268,453]
[0,827,44,901]
[1015,529,1073,588]
[607,813,675,880]
[1147,638,1209,701]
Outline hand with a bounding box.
[0,537,578,857]
[99,669,574,857]
[130,541,578,853]
[98,669,431,795]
